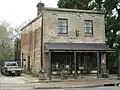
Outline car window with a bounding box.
[6,63,17,66]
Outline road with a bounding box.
[0,73,120,90]
[44,86,120,90]
[0,73,34,90]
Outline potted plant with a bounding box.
[39,69,48,80]
[60,65,70,79]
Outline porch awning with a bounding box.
[44,43,114,51]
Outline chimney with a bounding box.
[36,2,45,16]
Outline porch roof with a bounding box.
[44,43,113,51]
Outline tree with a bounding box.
[13,26,21,61]
[14,38,21,60]
[13,19,31,61]
[88,0,120,73]
[0,21,14,60]
[58,0,92,10]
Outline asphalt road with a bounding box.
[0,73,34,90]
[44,86,120,90]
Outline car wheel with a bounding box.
[6,72,10,76]
[1,71,4,75]
[17,73,21,76]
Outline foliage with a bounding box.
[60,67,69,79]
[0,21,14,60]
[14,38,21,60]
[0,20,21,60]
[105,0,120,72]
[13,25,21,61]
[58,0,92,9]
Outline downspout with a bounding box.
[33,27,35,72]
[41,13,44,69]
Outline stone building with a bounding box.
[21,2,113,79]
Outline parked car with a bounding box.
[1,61,23,76]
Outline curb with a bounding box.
[34,85,103,89]
[29,80,63,83]
[33,83,120,89]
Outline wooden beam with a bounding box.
[48,50,98,52]
[48,51,51,80]
[74,51,77,79]
[97,51,100,78]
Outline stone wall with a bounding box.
[43,53,49,69]
[43,10,106,43]
[21,17,42,74]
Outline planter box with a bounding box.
[91,70,97,74]
[52,71,57,75]
[39,72,48,80]
[102,73,108,78]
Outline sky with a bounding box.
[0,0,58,27]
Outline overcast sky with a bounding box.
[0,0,58,27]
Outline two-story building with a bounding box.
[21,2,113,79]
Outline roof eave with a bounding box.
[44,7,104,14]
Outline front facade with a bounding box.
[21,3,112,78]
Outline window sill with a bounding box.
[84,34,94,37]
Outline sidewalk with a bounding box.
[29,79,120,89]
[23,74,120,89]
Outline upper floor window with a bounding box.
[84,20,93,35]
[58,18,68,34]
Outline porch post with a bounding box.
[48,51,51,80]
[101,53,107,77]
[74,51,77,79]
[118,51,120,77]
[21,53,23,67]
[97,51,100,78]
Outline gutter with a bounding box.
[44,7,104,14]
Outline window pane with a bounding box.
[85,27,92,33]
[58,21,62,27]
[62,19,67,24]
[61,27,67,33]
[58,27,67,34]
[58,19,68,34]
[58,27,62,33]
[84,20,93,34]
[6,63,17,66]
[61,22,67,26]
[85,21,92,27]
